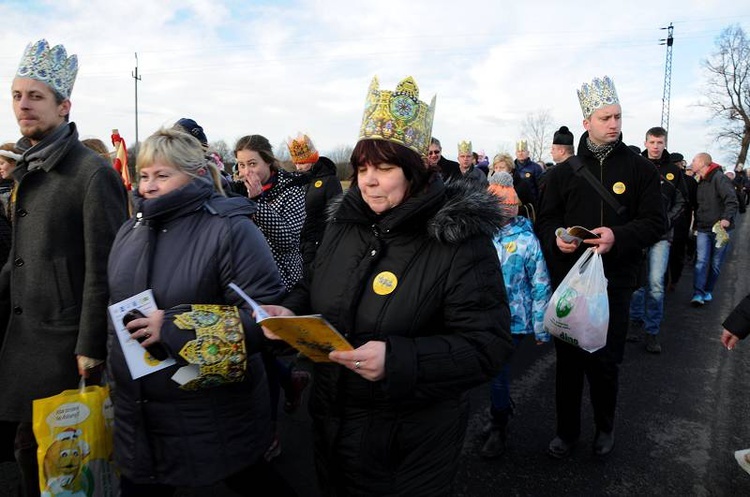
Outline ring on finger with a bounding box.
[354,360,361,370]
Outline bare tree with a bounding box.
[209,139,234,174]
[327,144,354,166]
[275,140,291,162]
[519,109,554,163]
[701,24,750,167]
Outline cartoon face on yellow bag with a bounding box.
[42,428,91,495]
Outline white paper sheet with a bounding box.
[108,289,176,379]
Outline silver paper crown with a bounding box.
[16,39,78,100]
[577,76,619,118]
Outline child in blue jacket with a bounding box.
[482,171,552,458]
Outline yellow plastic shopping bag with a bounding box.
[32,381,118,497]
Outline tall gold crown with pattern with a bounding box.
[16,39,78,100]
[358,76,436,157]
[286,133,319,164]
[458,140,472,155]
[577,76,619,118]
[515,140,528,152]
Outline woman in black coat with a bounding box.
[106,128,296,496]
[263,136,514,496]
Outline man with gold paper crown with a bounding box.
[457,139,488,187]
[535,76,664,459]
[0,39,128,495]
[514,139,544,203]
[261,75,512,496]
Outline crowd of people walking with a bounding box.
[0,37,747,497]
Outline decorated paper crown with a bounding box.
[16,39,78,100]
[458,140,472,155]
[516,140,528,152]
[287,133,320,164]
[358,76,436,157]
[577,76,619,118]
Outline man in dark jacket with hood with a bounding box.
[536,76,664,460]
[427,137,461,182]
[627,127,686,353]
[689,152,738,306]
[0,39,128,495]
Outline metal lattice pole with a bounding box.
[132,53,142,167]
[660,23,674,136]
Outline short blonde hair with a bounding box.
[492,153,514,172]
[138,128,224,195]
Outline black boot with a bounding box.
[480,407,513,459]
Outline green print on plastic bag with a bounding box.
[555,287,577,318]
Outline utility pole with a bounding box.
[132,52,142,167]
[660,23,674,139]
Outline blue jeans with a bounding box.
[693,230,732,297]
[490,335,523,412]
[630,239,670,335]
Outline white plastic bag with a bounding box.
[543,247,609,352]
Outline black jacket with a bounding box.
[284,176,513,496]
[695,164,739,232]
[535,133,665,288]
[437,156,461,182]
[642,149,687,241]
[107,179,286,486]
[723,294,750,340]
[300,157,343,267]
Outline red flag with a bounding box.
[111,129,132,190]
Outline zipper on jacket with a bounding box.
[599,159,604,226]
[133,212,143,228]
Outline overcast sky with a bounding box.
[0,0,748,165]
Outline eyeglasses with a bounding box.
[427,150,441,156]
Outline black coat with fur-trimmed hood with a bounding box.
[283,174,513,496]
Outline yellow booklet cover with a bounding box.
[258,314,353,362]
[228,283,353,362]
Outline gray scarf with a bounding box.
[16,123,72,172]
[585,136,619,164]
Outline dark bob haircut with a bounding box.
[350,139,435,197]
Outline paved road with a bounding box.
[2,214,749,496]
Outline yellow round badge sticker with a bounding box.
[612,182,626,195]
[144,351,161,366]
[314,180,323,188]
[504,241,517,253]
[525,172,531,178]
[666,173,674,181]
[373,271,398,296]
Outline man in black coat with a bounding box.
[536,76,664,460]
[427,137,461,182]
[0,39,128,495]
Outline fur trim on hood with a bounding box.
[327,176,509,244]
[427,178,508,243]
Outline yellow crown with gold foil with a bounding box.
[287,133,319,164]
[458,140,472,155]
[358,76,436,157]
[515,140,528,152]
[577,76,619,118]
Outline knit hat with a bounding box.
[552,126,574,146]
[488,171,519,218]
[669,152,684,163]
[174,118,208,149]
